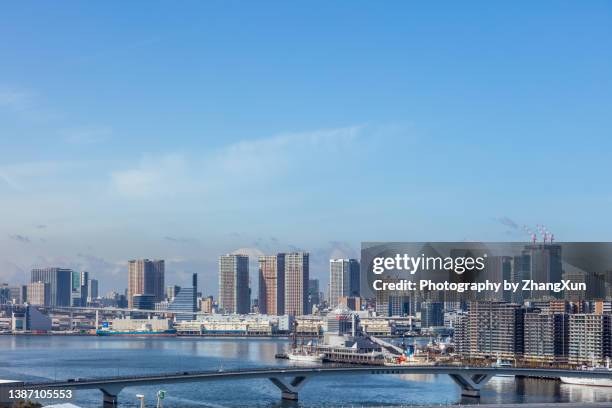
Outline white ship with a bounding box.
[286,349,325,362]
[561,360,612,387]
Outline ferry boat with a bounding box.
[96,328,177,337]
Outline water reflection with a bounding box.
[2,336,612,407]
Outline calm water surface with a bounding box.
[1,336,611,407]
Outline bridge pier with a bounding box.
[269,376,309,401]
[100,385,124,408]
[448,373,492,398]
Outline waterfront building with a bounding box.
[325,305,358,338]
[568,313,612,365]
[258,254,285,315]
[168,273,198,321]
[329,259,360,308]
[31,267,72,306]
[104,317,173,332]
[420,301,444,328]
[27,281,50,306]
[524,311,569,364]
[219,254,250,314]
[295,315,324,335]
[359,317,394,336]
[460,301,525,360]
[176,313,284,336]
[11,306,52,332]
[128,259,165,308]
[284,252,309,316]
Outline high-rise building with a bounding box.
[5,285,26,304]
[31,267,72,306]
[218,254,250,314]
[569,313,612,365]
[308,279,320,309]
[27,281,50,306]
[258,254,285,315]
[284,252,309,316]
[168,273,198,321]
[459,301,525,360]
[521,244,563,300]
[0,284,10,304]
[71,271,89,307]
[524,311,569,364]
[421,301,444,328]
[153,260,165,304]
[88,278,99,303]
[127,259,165,308]
[329,259,360,308]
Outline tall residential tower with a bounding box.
[219,254,250,314]
[258,254,285,315]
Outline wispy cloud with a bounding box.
[0,160,82,193]
[0,86,58,122]
[109,124,365,199]
[0,88,33,111]
[61,126,113,144]
[110,153,189,198]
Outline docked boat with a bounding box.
[560,361,612,387]
[96,328,177,337]
[97,318,177,337]
[286,349,325,362]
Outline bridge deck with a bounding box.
[12,365,612,390]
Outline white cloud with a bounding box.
[109,124,365,199]
[110,153,190,198]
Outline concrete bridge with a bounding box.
[3,365,612,407]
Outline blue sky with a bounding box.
[1,1,611,294]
